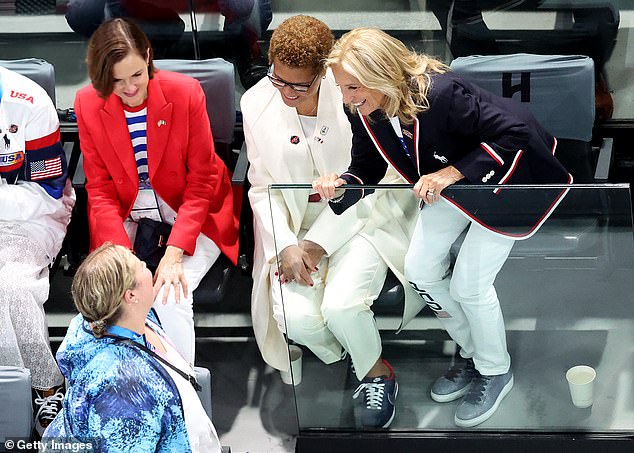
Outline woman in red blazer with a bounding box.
[75,18,239,365]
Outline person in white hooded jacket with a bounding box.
[0,66,75,436]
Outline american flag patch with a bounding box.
[30,156,62,181]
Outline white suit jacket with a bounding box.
[241,71,423,372]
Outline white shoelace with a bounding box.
[34,390,65,422]
[353,380,386,410]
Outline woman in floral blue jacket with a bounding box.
[43,244,220,452]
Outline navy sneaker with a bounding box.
[455,369,514,427]
[352,360,398,428]
[431,356,477,403]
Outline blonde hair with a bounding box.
[268,15,334,73]
[326,28,448,123]
[71,243,137,337]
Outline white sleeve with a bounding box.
[244,110,298,262]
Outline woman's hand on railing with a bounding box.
[413,165,464,204]
[313,173,347,200]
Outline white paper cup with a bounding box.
[280,345,303,386]
[566,365,596,408]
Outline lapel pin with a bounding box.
[157,120,167,127]
[290,135,300,144]
[320,126,329,136]
[402,129,413,140]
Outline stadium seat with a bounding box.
[0,58,56,106]
[154,58,237,169]
[153,58,243,310]
[0,366,33,442]
[195,366,213,420]
[450,53,613,260]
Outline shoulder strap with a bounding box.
[115,338,202,392]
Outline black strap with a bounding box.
[115,338,202,392]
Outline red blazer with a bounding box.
[75,70,239,263]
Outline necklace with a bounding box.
[298,94,319,116]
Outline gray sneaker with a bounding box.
[454,369,514,427]
[431,356,477,403]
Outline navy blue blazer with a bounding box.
[335,71,573,239]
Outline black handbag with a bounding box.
[133,217,172,272]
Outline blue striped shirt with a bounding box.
[124,105,149,188]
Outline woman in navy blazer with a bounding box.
[314,28,572,428]
[75,19,238,365]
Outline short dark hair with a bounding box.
[86,18,156,98]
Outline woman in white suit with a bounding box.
[241,15,422,429]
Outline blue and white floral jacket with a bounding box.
[42,311,192,452]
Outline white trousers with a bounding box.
[404,200,515,375]
[126,221,221,366]
[270,234,388,380]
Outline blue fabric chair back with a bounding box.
[154,58,235,146]
[450,54,594,142]
[0,58,56,107]
[0,366,33,441]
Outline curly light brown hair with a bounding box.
[268,15,334,73]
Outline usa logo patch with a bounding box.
[0,151,25,170]
[30,156,62,181]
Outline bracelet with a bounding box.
[329,193,345,203]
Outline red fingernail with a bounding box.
[274,271,278,276]
[310,283,314,287]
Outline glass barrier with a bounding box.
[267,183,634,434]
